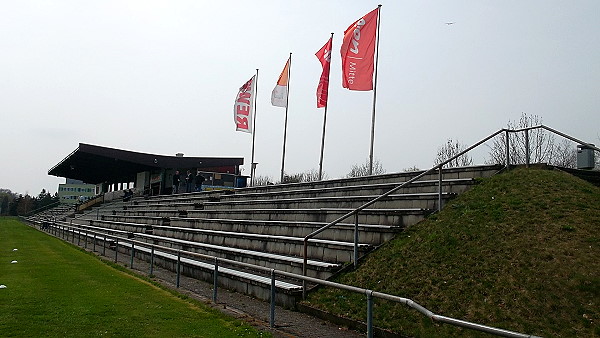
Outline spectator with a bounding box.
[195,170,206,192]
[185,170,194,193]
[172,170,181,194]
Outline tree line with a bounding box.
[0,189,59,216]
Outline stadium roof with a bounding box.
[48,143,244,184]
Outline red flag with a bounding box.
[315,37,332,108]
[340,7,379,91]
[234,75,256,133]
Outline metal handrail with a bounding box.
[302,128,506,286]
[302,124,597,295]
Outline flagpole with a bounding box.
[318,33,334,181]
[250,68,259,186]
[280,53,292,182]
[368,4,382,176]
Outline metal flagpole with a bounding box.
[368,4,382,176]
[318,33,334,181]
[280,53,292,182]
[250,69,259,186]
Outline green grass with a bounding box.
[0,218,269,337]
[303,168,600,337]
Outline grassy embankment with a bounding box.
[0,217,269,337]
[304,168,599,337]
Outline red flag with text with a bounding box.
[340,7,378,91]
[234,75,256,133]
[315,37,332,108]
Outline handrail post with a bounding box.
[302,241,308,299]
[505,129,510,168]
[270,269,276,328]
[114,238,119,263]
[213,257,218,303]
[149,246,155,276]
[354,212,359,269]
[130,242,135,268]
[176,250,181,288]
[525,128,530,167]
[438,165,443,212]
[366,290,374,338]
[93,234,96,252]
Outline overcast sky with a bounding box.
[1,1,599,195]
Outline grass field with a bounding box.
[0,217,269,337]
[303,168,600,337]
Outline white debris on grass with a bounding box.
[11,260,18,264]
[0,285,6,289]
[13,248,18,251]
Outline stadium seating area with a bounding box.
[25,164,502,307]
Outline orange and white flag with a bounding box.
[271,58,290,107]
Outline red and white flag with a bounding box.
[234,75,256,133]
[271,58,290,107]
[340,7,379,91]
[315,37,332,108]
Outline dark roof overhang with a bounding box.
[48,143,243,184]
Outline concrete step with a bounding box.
[226,178,475,200]
[205,192,455,211]
[98,214,401,245]
[87,219,372,264]
[184,207,431,227]
[239,165,502,194]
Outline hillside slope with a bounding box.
[303,168,599,337]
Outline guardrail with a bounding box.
[76,194,104,212]
[35,220,540,337]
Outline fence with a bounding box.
[37,220,540,338]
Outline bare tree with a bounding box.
[346,158,386,178]
[549,139,577,168]
[281,169,329,184]
[252,175,274,186]
[486,112,577,168]
[302,168,328,182]
[434,139,473,168]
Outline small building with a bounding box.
[48,143,246,197]
[57,179,97,204]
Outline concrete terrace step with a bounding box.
[109,207,431,227]
[133,233,342,279]
[87,219,372,263]
[98,214,401,244]
[226,178,476,200]
[64,220,342,279]
[184,207,431,227]
[238,165,502,194]
[205,192,456,211]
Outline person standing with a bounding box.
[194,170,205,192]
[185,170,194,193]
[172,170,181,194]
